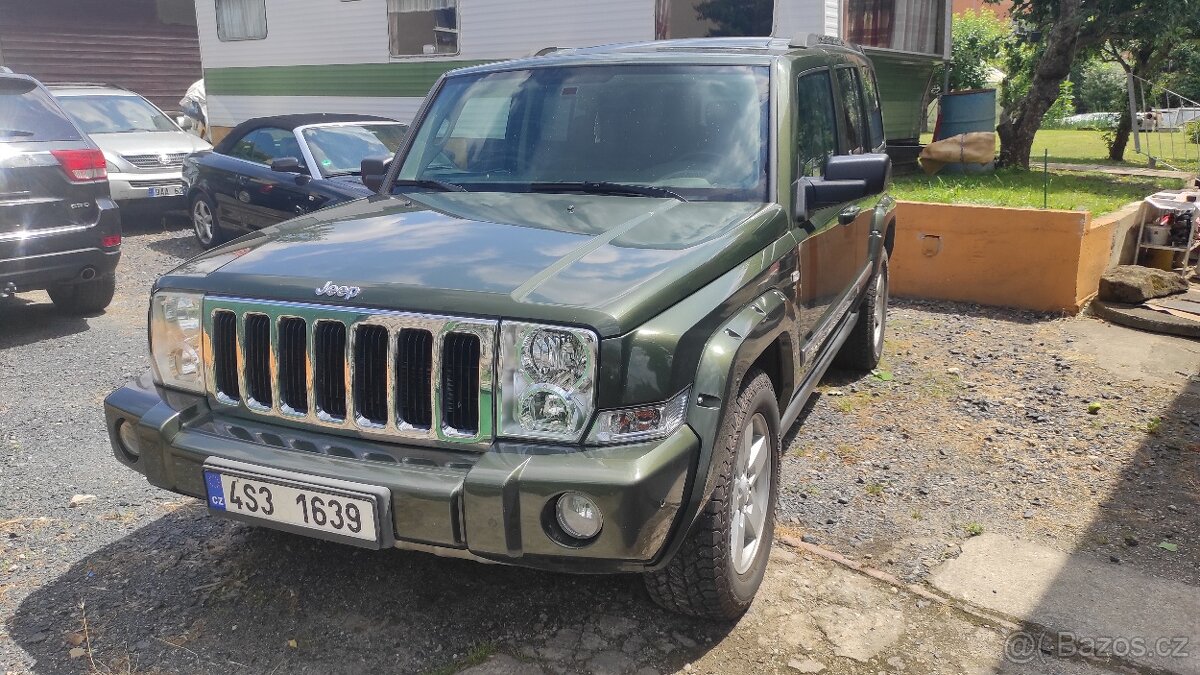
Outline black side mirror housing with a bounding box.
[792,153,891,223]
[361,156,390,193]
[270,156,305,174]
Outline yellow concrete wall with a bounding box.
[1077,202,1142,307]
[891,201,1093,313]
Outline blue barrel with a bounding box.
[935,88,997,140]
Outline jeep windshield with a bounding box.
[395,64,770,202]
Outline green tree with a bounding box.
[994,0,1197,168]
[696,0,774,37]
[1072,59,1125,114]
[938,9,1011,92]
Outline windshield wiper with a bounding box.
[392,178,467,192]
[0,129,35,138]
[529,181,688,202]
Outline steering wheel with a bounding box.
[656,150,725,181]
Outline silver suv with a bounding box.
[49,84,212,213]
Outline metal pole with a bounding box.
[1043,149,1049,210]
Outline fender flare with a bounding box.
[674,287,790,536]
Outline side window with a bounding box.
[795,71,838,177]
[835,67,868,154]
[228,128,301,166]
[215,0,267,41]
[860,67,886,149]
[389,0,459,56]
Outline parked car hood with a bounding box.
[160,192,785,337]
[90,130,211,158]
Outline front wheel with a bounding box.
[191,193,226,249]
[644,370,780,620]
[835,251,889,371]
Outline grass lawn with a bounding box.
[919,129,1200,172]
[890,167,1179,214]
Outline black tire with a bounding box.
[191,193,227,249]
[48,275,116,315]
[835,251,889,371]
[644,370,780,620]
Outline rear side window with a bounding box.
[0,79,82,143]
[834,67,868,154]
[860,67,886,149]
[795,71,838,177]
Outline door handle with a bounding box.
[838,206,861,225]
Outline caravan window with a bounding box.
[215,0,267,41]
[389,0,459,56]
[843,0,946,55]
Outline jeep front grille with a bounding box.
[202,298,495,447]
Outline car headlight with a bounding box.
[587,388,690,444]
[499,322,598,442]
[149,291,204,393]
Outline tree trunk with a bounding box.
[997,0,1085,168]
[1108,108,1131,161]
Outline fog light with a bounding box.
[556,492,603,540]
[116,419,140,460]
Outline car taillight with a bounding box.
[101,234,121,248]
[50,149,108,183]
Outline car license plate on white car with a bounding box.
[203,461,385,546]
[147,185,184,198]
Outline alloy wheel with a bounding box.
[192,199,213,245]
[730,412,772,575]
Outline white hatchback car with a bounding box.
[50,83,212,213]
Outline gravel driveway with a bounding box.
[1,215,1196,675]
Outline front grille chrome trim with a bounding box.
[202,297,495,449]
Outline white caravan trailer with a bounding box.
[196,0,949,145]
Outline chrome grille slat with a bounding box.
[202,297,495,448]
[121,152,188,169]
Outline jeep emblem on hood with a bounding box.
[315,281,361,300]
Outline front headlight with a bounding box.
[149,291,204,393]
[499,322,598,442]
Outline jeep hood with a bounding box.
[161,192,785,337]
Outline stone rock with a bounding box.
[787,658,826,673]
[458,654,545,675]
[68,494,96,507]
[594,615,637,639]
[1098,266,1187,304]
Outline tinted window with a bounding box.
[58,95,177,134]
[228,128,303,166]
[0,79,81,143]
[398,65,771,202]
[796,71,838,177]
[835,68,868,154]
[860,68,886,149]
[301,123,408,177]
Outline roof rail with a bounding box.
[789,33,864,53]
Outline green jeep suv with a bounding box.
[104,36,896,619]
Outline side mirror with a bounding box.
[792,153,891,224]
[270,157,305,174]
[361,156,390,193]
[824,153,891,195]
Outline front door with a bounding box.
[225,127,313,229]
[789,68,855,374]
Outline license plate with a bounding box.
[147,185,184,198]
[203,467,382,543]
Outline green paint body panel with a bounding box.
[863,48,942,142]
[109,40,897,572]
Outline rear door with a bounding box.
[831,65,876,286]
[0,78,101,241]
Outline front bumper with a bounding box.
[104,375,698,573]
[109,170,187,208]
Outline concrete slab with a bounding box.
[931,533,1200,675]
[1063,315,1200,384]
